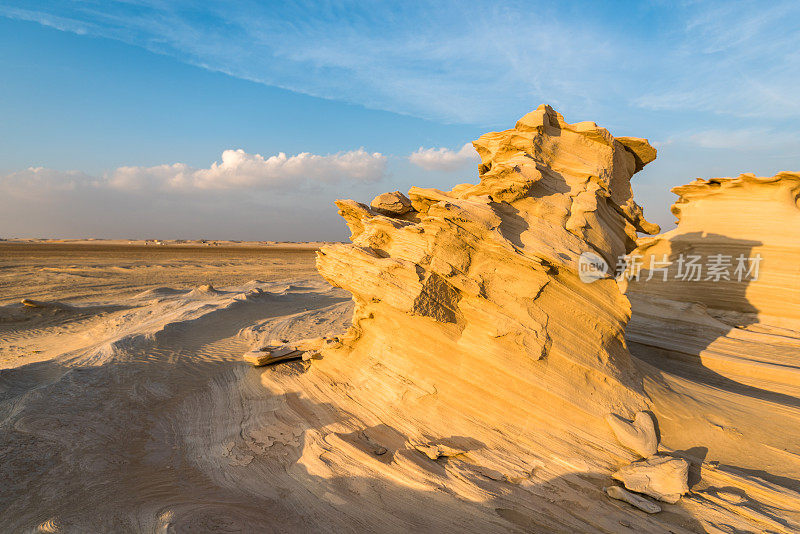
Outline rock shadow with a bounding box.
[626,231,800,494]
[626,232,800,407]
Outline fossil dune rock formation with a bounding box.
[4,114,800,532]
[316,104,661,447]
[620,171,800,529]
[625,172,800,329]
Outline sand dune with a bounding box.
[2,110,800,532]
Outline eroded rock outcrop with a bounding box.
[606,411,658,458]
[316,105,660,439]
[623,172,800,502]
[625,172,800,329]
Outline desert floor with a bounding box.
[1,243,799,533]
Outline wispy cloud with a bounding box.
[688,129,777,150]
[649,128,800,151]
[409,143,479,171]
[3,1,799,125]
[634,1,800,119]
[0,2,623,124]
[3,1,798,124]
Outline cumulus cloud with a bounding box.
[0,167,96,196]
[408,143,479,171]
[1,148,387,196]
[107,148,386,191]
[0,148,390,240]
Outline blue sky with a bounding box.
[1,1,798,240]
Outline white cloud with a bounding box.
[409,143,479,171]
[0,149,389,240]
[109,148,386,191]
[1,148,387,195]
[0,166,96,196]
[674,128,800,150]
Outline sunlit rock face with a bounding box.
[623,173,800,482]
[316,105,660,437]
[625,172,800,329]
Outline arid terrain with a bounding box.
[1,108,799,533]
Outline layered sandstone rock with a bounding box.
[316,105,660,440]
[625,172,800,329]
[612,456,690,504]
[624,173,800,490]
[606,411,658,458]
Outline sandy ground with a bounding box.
[2,244,799,533]
[0,242,323,306]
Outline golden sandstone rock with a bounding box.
[604,485,662,514]
[612,456,690,504]
[625,172,800,329]
[620,171,800,510]
[370,190,413,216]
[316,105,661,439]
[312,107,800,523]
[606,411,658,458]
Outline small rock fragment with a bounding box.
[20,299,72,310]
[475,465,507,481]
[414,442,466,460]
[605,485,661,514]
[612,456,690,504]
[302,350,322,361]
[323,336,342,349]
[243,344,304,367]
[607,411,658,458]
[370,191,413,217]
[415,444,443,460]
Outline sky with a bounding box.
[1,1,798,240]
